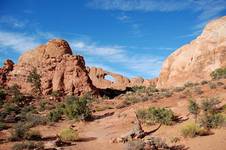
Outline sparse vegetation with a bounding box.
[201,80,208,85]
[208,82,217,89]
[181,123,207,138]
[48,95,92,122]
[27,68,41,93]
[126,139,144,150]
[12,142,44,150]
[210,67,226,80]
[136,107,175,125]
[63,96,92,120]
[200,113,224,129]
[9,84,26,105]
[59,128,79,142]
[188,99,200,122]
[48,108,63,122]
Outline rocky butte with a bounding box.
[5,39,97,96]
[157,16,226,88]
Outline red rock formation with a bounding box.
[7,39,97,96]
[88,67,157,90]
[0,59,14,86]
[157,16,226,88]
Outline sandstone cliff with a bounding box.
[157,16,226,88]
[6,39,97,96]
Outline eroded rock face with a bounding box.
[0,59,14,86]
[88,67,157,90]
[7,39,97,96]
[157,16,226,88]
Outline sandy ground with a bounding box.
[1,83,226,150]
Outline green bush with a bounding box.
[39,100,47,111]
[12,142,44,150]
[48,108,63,122]
[173,86,185,92]
[188,99,200,121]
[9,122,29,141]
[27,68,41,93]
[201,98,220,114]
[201,80,208,85]
[25,113,47,127]
[184,82,195,88]
[210,68,226,80]
[0,88,6,105]
[9,122,42,141]
[200,113,224,129]
[9,85,25,104]
[63,96,92,120]
[208,82,217,89]
[0,122,8,131]
[25,130,42,140]
[59,128,79,142]
[137,107,175,125]
[181,123,205,138]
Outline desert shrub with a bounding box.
[199,113,224,129]
[27,68,41,93]
[12,142,44,150]
[182,89,192,97]
[173,86,185,92]
[188,99,200,121]
[201,80,208,85]
[39,100,47,111]
[208,82,217,89]
[131,86,146,93]
[146,85,159,93]
[9,122,29,141]
[181,123,205,138]
[25,113,47,127]
[193,86,203,95]
[217,82,224,86]
[25,130,42,140]
[201,98,220,114]
[210,68,226,80]
[2,103,20,114]
[160,90,173,98]
[126,139,144,150]
[63,96,92,120]
[0,88,6,105]
[124,96,140,105]
[0,122,8,131]
[137,107,175,125]
[184,82,195,88]
[59,128,79,142]
[9,85,25,104]
[48,108,63,122]
[51,91,61,97]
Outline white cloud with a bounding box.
[0,16,27,28]
[0,31,40,52]
[71,40,163,78]
[88,0,226,30]
[88,0,191,12]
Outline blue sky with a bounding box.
[0,0,226,78]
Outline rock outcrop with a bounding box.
[88,67,157,90]
[0,59,14,86]
[157,16,226,88]
[7,39,97,96]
